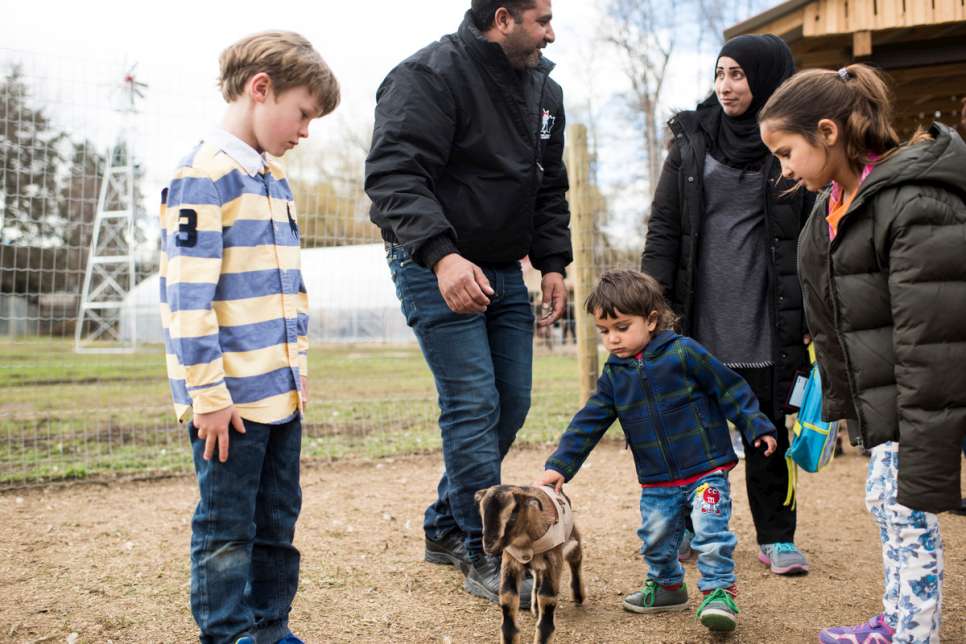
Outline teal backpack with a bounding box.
[784,344,839,508]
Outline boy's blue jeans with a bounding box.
[189,415,302,644]
[638,470,737,592]
[387,244,533,557]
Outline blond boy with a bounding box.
[159,31,338,644]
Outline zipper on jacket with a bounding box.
[525,72,552,245]
[762,160,782,391]
[823,222,865,447]
[638,358,678,479]
[678,131,706,332]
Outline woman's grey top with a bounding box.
[692,153,773,368]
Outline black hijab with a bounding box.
[699,34,795,169]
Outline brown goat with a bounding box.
[475,484,585,644]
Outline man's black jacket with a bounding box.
[365,12,572,274]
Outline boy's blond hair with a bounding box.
[218,31,340,116]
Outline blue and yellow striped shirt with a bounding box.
[160,130,308,424]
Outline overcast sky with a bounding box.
[1,0,741,247]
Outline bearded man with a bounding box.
[366,0,572,603]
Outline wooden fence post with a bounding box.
[566,124,598,405]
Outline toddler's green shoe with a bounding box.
[697,588,739,631]
[622,579,688,613]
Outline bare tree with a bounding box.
[695,0,772,48]
[602,0,676,195]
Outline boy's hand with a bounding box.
[534,469,565,493]
[301,375,309,408]
[194,406,246,463]
[755,434,778,457]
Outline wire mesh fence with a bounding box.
[0,49,639,487]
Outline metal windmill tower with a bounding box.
[75,65,147,353]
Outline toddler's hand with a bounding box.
[534,469,565,493]
[755,434,778,457]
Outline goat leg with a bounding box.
[530,568,539,615]
[564,532,586,605]
[534,564,559,644]
[499,555,522,644]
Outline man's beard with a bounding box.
[522,49,542,68]
[504,33,542,69]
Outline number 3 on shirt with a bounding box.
[176,208,198,248]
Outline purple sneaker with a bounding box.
[819,614,894,643]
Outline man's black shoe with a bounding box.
[463,554,532,606]
[954,498,966,516]
[425,531,470,570]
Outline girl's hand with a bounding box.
[534,469,565,493]
[755,435,778,457]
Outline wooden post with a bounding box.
[565,124,599,405]
[852,30,872,58]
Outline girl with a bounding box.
[759,64,966,643]
[642,34,814,575]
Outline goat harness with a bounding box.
[504,486,574,564]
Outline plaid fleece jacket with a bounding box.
[546,330,776,485]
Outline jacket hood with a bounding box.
[605,330,679,366]
[849,123,966,214]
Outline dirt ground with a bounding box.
[2,441,965,644]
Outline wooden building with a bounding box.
[725,0,966,135]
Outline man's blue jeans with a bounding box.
[638,470,737,592]
[189,415,302,644]
[387,244,534,557]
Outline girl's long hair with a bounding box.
[759,63,929,174]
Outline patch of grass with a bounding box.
[0,339,611,485]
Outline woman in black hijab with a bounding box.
[700,35,796,168]
[641,35,815,576]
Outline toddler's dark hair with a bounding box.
[585,270,677,331]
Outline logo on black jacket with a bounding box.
[540,109,556,140]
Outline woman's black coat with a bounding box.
[641,108,814,418]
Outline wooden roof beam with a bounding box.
[855,36,966,69]
[724,0,810,40]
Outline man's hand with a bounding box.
[433,253,494,314]
[538,272,567,327]
[194,406,246,463]
[301,375,309,408]
[755,434,778,457]
[534,469,565,493]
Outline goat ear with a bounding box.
[474,488,486,505]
